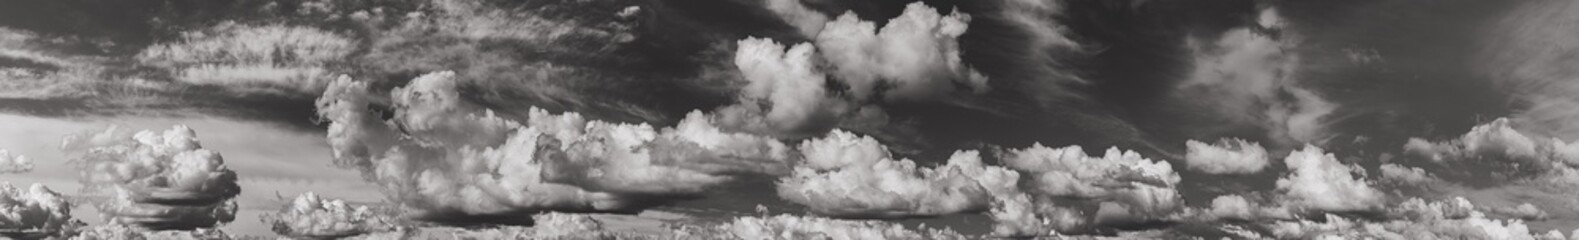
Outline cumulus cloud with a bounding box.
[1001,144,1184,213]
[0,183,80,239]
[136,22,354,95]
[1378,163,1441,186]
[1180,8,1334,144]
[814,2,988,101]
[1402,118,1579,181]
[993,144,1184,234]
[1268,197,1571,240]
[0,149,31,174]
[314,72,795,221]
[61,125,241,230]
[1275,145,1385,213]
[1205,194,1293,221]
[777,131,1019,218]
[713,37,847,137]
[1184,138,1270,174]
[721,214,967,240]
[986,192,1085,237]
[262,192,393,239]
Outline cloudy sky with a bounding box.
[1,0,1578,238]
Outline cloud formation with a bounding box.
[0,149,31,174]
[995,144,1184,234]
[1481,0,1579,140]
[262,192,393,239]
[61,125,241,230]
[777,130,1019,218]
[1184,138,1270,174]
[722,214,967,240]
[713,37,846,137]
[137,23,354,95]
[711,1,997,140]
[1266,197,1572,240]
[314,72,795,221]
[1402,118,1579,181]
[814,2,988,101]
[1275,145,1385,213]
[0,183,79,239]
[1180,8,1335,144]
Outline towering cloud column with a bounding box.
[61,125,241,230]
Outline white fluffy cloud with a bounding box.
[262,192,393,238]
[722,214,967,240]
[777,130,1019,218]
[137,23,354,94]
[995,144,1184,234]
[714,37,846,136]
[1206,194,1293,221]
[61,125,241,230]
[0,149,31,174]
[0,183,79,239]
[814,2,989,101]
[1403,118,1579,181]
[1275,145,1385,213]
[1184,138,1270,174]
[1180,8,1334,144]
[314,72,796,219]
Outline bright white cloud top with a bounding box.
[995,144,1184,233]
[1184,138,1270,174]
[262,192,392,239]
[1275,145,1385,213]
[777,130,1019,218]
[61,125,241,230]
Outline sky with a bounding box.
[1,0,1578,239]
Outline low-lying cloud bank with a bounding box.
[315,71,795,220]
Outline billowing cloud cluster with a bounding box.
[994,144,1184,234]
[1263,197,1573,240]
[713,38,849,137]
[1184,138,1270,174]
[314,71,795,220]
[1402,118,1579,181]
[0,183,79,239]
[61,125,241,230]
[717,2,989,137]
[0,149,31,174]
[262,192,393,239]
[814,2,989,101]
[1275,146,1385,213]
[722,214,967,240]
[776,130,1019,218]
[1180,8,1335,144]
[136,23,354,94]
